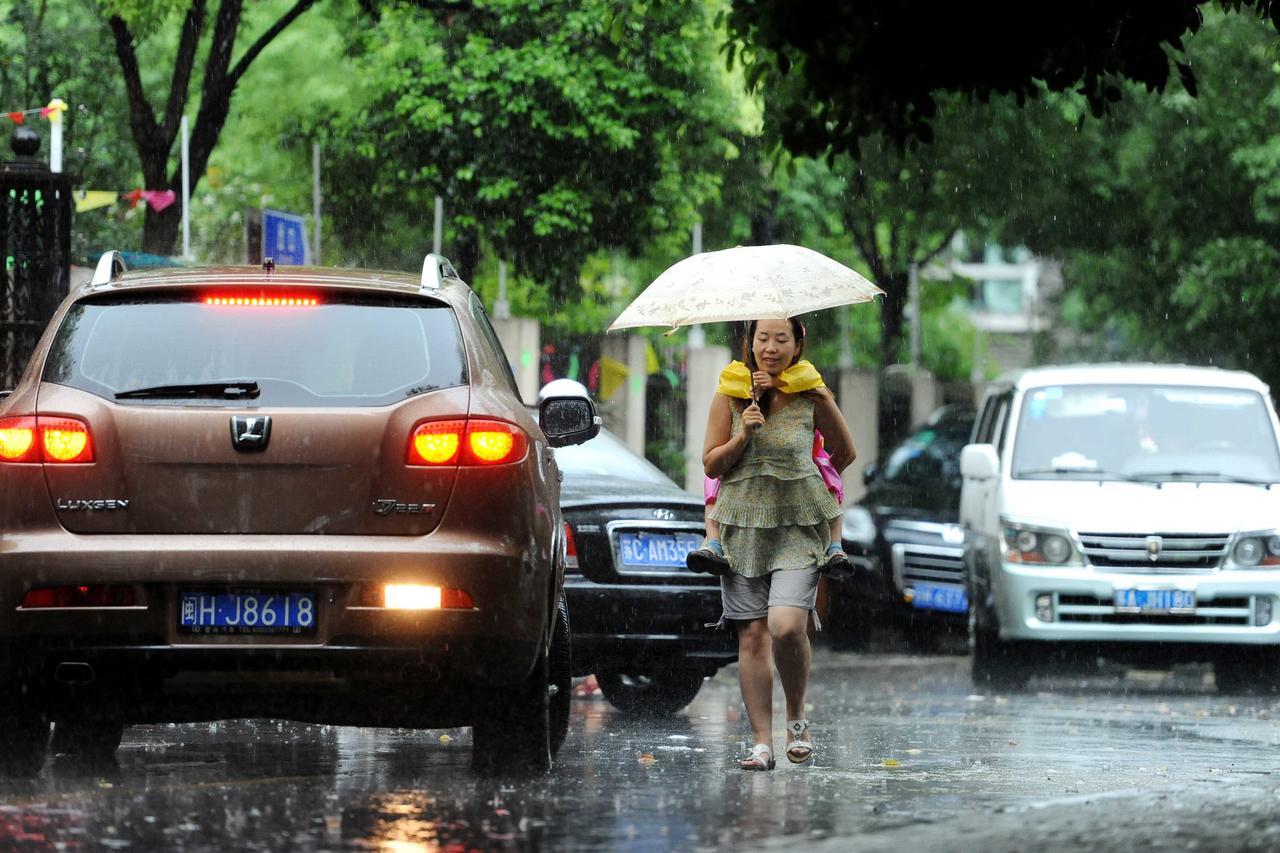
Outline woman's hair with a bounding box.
[742,318,806,371]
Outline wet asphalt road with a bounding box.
[2,647,1279,851]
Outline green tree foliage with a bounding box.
[990,12,1280,386]
[720,1,1280,157]
[323,0,736,298]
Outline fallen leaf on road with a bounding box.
[881,758,901,767]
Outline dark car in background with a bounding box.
[555,428,737,715]
[829,405,976,651]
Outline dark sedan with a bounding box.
[554,429,737,715]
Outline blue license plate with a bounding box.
[1114,588,1195,614]
[910,583,969,613]
[179,591,317,634]
[617,531,703,570]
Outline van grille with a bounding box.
[1078,532,1229,573]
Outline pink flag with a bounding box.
[140,190,177,212]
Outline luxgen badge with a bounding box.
[55,499,130,511]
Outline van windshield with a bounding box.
[1011,384,1280,483]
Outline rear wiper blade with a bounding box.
[1129,470,1277,487]
[115,380,260,400]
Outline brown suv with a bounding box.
[0,252,598,776]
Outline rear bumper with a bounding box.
[565,579,737,674]
[0,531,554,722]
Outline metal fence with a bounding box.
[0,161,71,389]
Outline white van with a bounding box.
[959,364,1280,691]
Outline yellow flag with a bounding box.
[645,341,660,375]
[600,356,630,400]
[74,190,118,213]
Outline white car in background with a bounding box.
[960,364,1280,692]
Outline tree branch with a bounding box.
[917,228,957,268]
[160,0,208,145]
[108,16,164,178]
[228,0,318,88]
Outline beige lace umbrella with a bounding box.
[607,244,883,333]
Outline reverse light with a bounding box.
[21,585,136,608]
[407,419,528,466]
[0,416,93,463]
[564,522,579,572]
[203,295,318,307]
[380,584,474,610]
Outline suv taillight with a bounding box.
[0,416,93,464]
[407,419,528,466]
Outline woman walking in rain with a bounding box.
[700,317,856,770]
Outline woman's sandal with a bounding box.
[687,539,731,576]
[786,720,814,765]
[740,743,775,771]
[819,543,851,574]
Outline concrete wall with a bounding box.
[839,370,879,505]
[491,317,540,404]
[684,345,730,493]
[598,335,648,454]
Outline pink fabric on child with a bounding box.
[703,429,843,505]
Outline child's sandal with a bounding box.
[687,539,731,576]
[820,543,851,574]
[786,719,814,765]
[740,743,775,771]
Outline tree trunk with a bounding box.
[876,272,909,456]
[142,204,183,255]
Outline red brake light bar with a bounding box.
[407,419,528,466]
[203,295,318,307]
[0,416,93,463]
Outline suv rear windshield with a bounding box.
[43,290,467,407]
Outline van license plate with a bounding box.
[179,591,317,634]
[1114,589,1195,614]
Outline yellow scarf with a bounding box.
[716,359,825,399]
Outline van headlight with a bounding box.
[842,506,877,548]
[1001,521,1081,566]
[1227,531,1280,568]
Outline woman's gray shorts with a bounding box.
[720,566,821,621]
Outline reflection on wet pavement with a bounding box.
[1,650,1277,850]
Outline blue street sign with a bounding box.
[262,208,309,265]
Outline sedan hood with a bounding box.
[1000,479,1280,534]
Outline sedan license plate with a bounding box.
[910,583,969,613]
[617,531,703,571]
[179,591,317,634]
[1114,588,1195,614]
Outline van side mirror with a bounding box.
[960,444,1000,480]
[540,394,601,448]
[861,462,879,486]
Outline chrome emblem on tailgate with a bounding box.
[230,415,271,452]
[55,499,130,511]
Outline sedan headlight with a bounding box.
[1001,520,1082,566]
[841,506,877,548]
[1227,530,1280,569]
